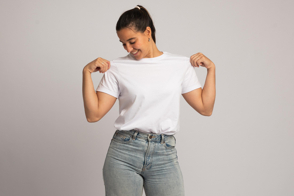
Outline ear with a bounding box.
[144,26,152,37]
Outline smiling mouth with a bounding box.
[131,50,139,55]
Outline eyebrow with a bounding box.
[119,37,135,43]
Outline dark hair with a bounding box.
[116,5,157,43]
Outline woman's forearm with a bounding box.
[82,68,99,122]
[202,65,216,115]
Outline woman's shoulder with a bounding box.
[110,54,132,64]
[164,51,190,61]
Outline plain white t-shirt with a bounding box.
[96,51,202,135]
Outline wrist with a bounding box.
[207,64,215,71]
[83,67,91,74]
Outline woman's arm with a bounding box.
[83,69,100,122]
[182,53,216,116]
[82,58,116,122]
[201,66,216,115]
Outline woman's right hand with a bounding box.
[84,57,110,74]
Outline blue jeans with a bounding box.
[103,129,185,196]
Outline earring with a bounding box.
[148,38,150,42]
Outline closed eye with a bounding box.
[122,42,135,46]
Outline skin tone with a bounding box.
[188,53,215,116]
[117,26,163,60]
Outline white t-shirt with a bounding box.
[96,51,202,135]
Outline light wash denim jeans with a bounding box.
[103,129,185,196]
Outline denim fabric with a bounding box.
[103,129,185,196]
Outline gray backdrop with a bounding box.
[1,0,293,195]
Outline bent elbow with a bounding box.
[201,111,213,116]
[86,118,93,123]
[86,117,100,123]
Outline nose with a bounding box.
[125,44,133,53]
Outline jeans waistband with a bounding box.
[114,129,175,144]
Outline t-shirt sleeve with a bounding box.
[96,70,120,98]
[181,65,202,94]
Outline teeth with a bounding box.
[132,50,138,54]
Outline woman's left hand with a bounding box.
[190,52,215,70]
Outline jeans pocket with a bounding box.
[164,136,176,149]
[112,132,133,144]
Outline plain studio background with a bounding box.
[1,0,293,195]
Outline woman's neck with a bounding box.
[146,42,163,58]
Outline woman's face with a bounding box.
[117,27,151,60]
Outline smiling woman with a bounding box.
[82,4,216,196]
[116,6,163,60]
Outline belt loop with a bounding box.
[132,131,138,140]
[161,134,165,144]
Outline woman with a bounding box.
[82,5,216,196]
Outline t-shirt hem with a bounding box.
[182,85,202,94]
[96,87,118,98]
